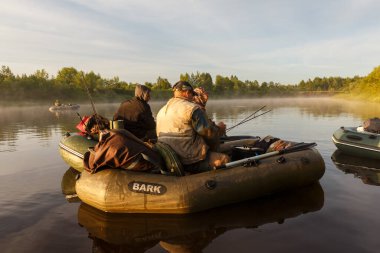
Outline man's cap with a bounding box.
[172,81,197,95]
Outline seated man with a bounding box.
[113,84,156,141]
[192,87,257,153]
[193,87,227,139]
[156,81,230,173]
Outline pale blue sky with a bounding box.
[1,0,380,84]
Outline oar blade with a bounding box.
[280,142,317,154]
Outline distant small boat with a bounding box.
[332,126,380,160]
[49,104,80,112]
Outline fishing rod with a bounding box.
[81,72,105,131]
[81,72,98,115]
[226,109,272,133]
[76,112,84,123]
[223,105,265,133]
[232,109,272,128]
[235,105,266,128]
[225,105,268,132]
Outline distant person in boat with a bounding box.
[113,84,156,141]
[54,99,61,106]
[156,81,230,173]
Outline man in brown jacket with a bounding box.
[113,84,156,141]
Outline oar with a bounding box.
[215,142,317,170]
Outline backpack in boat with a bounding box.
[76,114,110,135]
[363,118,380,134]
[154,142,185,177]
[253,135,280,152]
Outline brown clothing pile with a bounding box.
[83,129,162,173]
[363,118,380,133]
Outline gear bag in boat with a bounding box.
[76,114,110,135]
[363,118,380,133]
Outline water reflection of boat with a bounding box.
[332,126,380,160]
[61,167,80,202]
[331,150,380,186]
[77,183,324,252]
[49,104,80,112]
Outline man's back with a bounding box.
[156,97,208,165]
[114,97,155,139]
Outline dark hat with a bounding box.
[172,81,197,95]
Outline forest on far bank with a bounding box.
[0,65,379,103]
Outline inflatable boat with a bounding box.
[59,132,325,214]
[77,183,323,251]
[332,126,380,160]
[49,104,80,112]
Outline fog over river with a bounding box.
[0,97,379,253]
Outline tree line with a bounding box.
[0,65,378,102]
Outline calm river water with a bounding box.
[1,97,379,253]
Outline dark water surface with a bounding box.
[1,98,379,253]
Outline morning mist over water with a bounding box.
[0,97,379,252]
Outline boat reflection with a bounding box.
[77,183,324,253]
[331,150,380,186]
[61,167,80,202]
[51,110,77,119]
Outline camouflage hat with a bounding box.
[172,81,197,95]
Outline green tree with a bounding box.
[260,82,268,94]
[104,76,121,88]
[153,76,171,90]
[83,71,102,91]
[0,66,15,82]
[180,73,190,82]
[245,80,260,91]
[230,75,246,93]
[215,75,234,93]
[198,72,213,91]
[180,72,214,91]
[56,67,79,88]
[144,82,153,88]
[33,69,49,80]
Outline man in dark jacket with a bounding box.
[113,84,156,140]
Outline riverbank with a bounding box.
[0,91,345,106]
